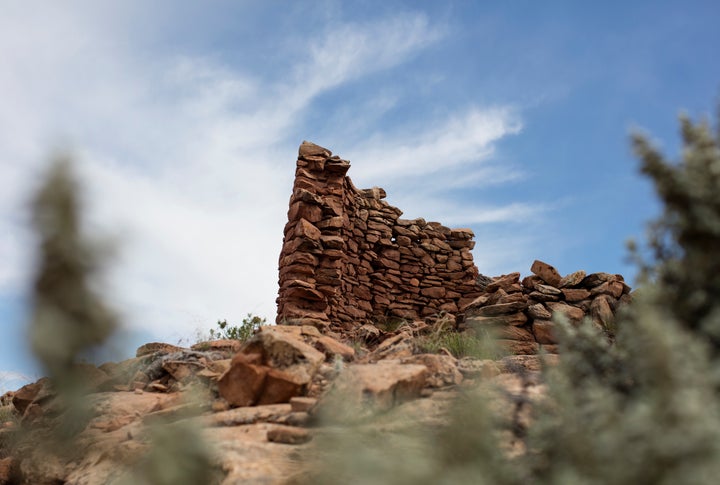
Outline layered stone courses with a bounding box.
[462,263,632,354]
[277,141,483,331]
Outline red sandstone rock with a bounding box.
[257,368,304,405]
[315,335,355,361]
[562,288,591,302]
[299,140,331,159]
[317,362,428,422]
[559,270,586,288]
[531,260,562,287]
[470,301,528,316]
[581,272,614,288]
[591,295,615,328]
[545,302,585,322]
[498,340,539,355]
[532,320,558,344]
[527,303,552,320]
[465,312,528,327]
[590,281,625,299]
[218,355,267,407]
[486,272,521,292]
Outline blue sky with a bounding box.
[1,0,719,390]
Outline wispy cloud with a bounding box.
[0,370,32,393]
[346,107,522,183]
[291,13,443,106]
[0,7,465,343]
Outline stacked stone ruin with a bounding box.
[277,141,485,332]
[462,261,632,354]
[277,142,632,351]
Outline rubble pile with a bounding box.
[462,260,633,354]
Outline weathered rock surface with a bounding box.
[316,362,428,422]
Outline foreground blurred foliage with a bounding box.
[304,109,720,484]
[7,156,220,484]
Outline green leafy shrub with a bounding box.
[208,314,266,342]
[372,315,409,333]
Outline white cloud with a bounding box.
[291,13,442,107]
[346,107,523,183]
[0,371,32,394]
[0,7,472,345]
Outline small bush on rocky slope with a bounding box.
[206,314,267,342]
[304,108,720,484]
[415,326,506,360]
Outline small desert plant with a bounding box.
[372,315,409,333]
[207,314,266,342]
[415,327,504,359]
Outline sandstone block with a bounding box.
[498,340,539,355]
[465,312,528,327]
[486,272,521,292]
[528,291,561,302]
[317,362,427,422]
[590,281,625,299]
[581,272,614,288]
[531,260,562,286]
[527,303,552,320]
[562,288,591,302]
[421,286,446,298]
[315,335,356,361]
[299,140,331,159]
[468,301,528,316]
[218,355,267,407]
[546,302,585,322]
[242,327,325,385]
[12,379,49,416]
[257,368,304,405]
[559,270,586,288]
[535,284,562,296]
[591,295,615,328]
[532,320,558,344]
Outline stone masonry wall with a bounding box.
[277,142,484,332]
[461,261,633,354]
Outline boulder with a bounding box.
[318,362,427,422]
[402,354,463,388]
[12,378,51,416]
[241,327,324,385]
[218,354,268,407]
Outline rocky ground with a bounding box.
[0,324,558,484]
[2,262,619,484]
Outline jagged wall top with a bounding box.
[276,141,484,333]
